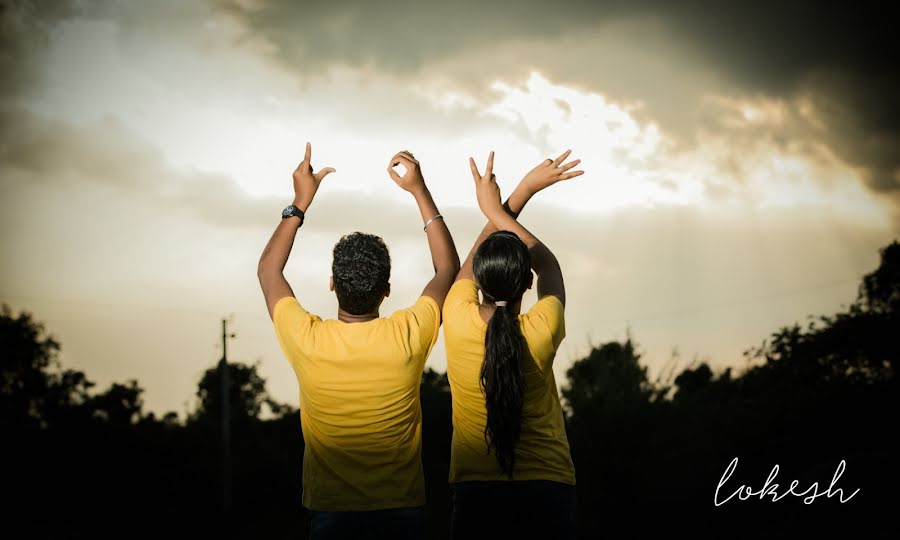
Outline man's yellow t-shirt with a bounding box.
[272,294,441,511]
[442,279,575,484]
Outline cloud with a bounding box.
[0,0,78,100]
[0,103,449,241]
[216,0,900,196]
[5,0,897,213]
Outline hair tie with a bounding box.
[494,300,508,307]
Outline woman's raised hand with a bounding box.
[469,151,504,219]
[520,149,583,195]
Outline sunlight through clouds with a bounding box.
[479,71,677,211]
[459,71,892,223]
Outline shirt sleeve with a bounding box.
[391,295,441,366]
[442,279,480,322]
[521,294,566,367]
[272,295,320,368]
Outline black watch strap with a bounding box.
[282,204,305,222]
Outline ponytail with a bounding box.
[474,230,531,479]
[481,301,525,478]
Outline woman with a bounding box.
[442,150,584,539]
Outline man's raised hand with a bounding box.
[292,142,336,211]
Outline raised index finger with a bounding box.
[485,151,494,177]
[304,142,311,163]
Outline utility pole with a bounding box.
[219,317,236,513]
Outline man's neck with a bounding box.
[337,308,380,323]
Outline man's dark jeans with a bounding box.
[450,480,577,540]
[308,505,425,540]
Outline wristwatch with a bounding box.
[281,204,305,223]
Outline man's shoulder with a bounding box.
[389,295,440,323]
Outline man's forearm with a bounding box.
[258,216,302,274]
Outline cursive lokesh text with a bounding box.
[714,457,860,506]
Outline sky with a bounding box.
[1,0,898,418]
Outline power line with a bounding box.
[592,276,860,325]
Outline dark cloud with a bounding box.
[218,0,898,89]
[218,0,900,194]
[0,0,70,100]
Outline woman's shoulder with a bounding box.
[519,295,566,362]
[443,279,482,323]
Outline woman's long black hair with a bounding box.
[473,230,532,478]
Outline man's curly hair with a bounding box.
[332,232,391,315]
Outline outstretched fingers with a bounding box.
[558,170,585,181]
[558,158,581,173]
[470,152,495,181]
[469,157,481,181]
[552,149,571,166]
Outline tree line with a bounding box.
[2,241,897,537]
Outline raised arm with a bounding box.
[387,151,460,310]
[469,151,583,306]
[456,149,583,283]
[257,142,335,320]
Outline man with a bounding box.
[257,143,459,539]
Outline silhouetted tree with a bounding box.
[562,337,660,423]
[86,379,145,426]
[859,240,900,314]
[188,359,290,427]
[673,363,713,396]
[744,240,898,386]
[1,303,85,430]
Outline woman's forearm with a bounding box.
[457,183,535,281]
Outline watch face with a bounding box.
[282,206,293,217]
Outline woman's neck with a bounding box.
[478,300,523,322]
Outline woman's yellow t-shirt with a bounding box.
[442,279,576,484]
[272,294,441,511]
